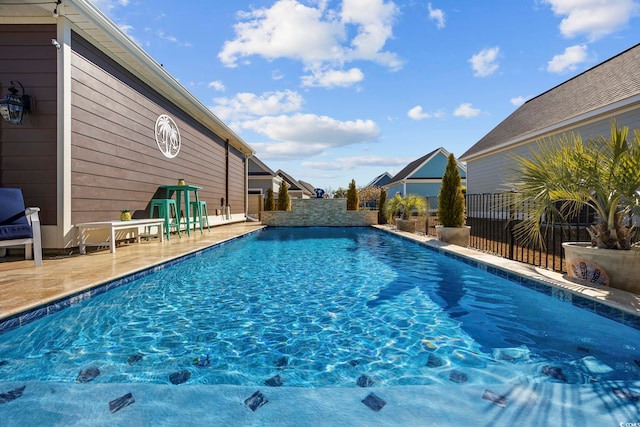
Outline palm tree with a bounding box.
[510,120,640,250]
[384,193,427,223]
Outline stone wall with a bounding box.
[261,198,378,226]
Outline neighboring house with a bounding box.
[247,156,283,216]
[298,180,318,196]
[276,170,313,199]
[0,1,254,250]
[460,43,640,195]
[366,172,393,188]
[384,147,467,199]
[248,156,283,196]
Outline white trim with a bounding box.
[57,19,73,248]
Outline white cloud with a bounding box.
[427,3,446,29]
[510,96,528,107]
[153,30,191,47]
[469,47,500,77]
[454,103,481,118]
[211,90,304,122]
[407,105,444,120]
[301,67,364,87]
[90,0,129,12]
[208,81,225,92]
[303,155,409,170]
[543,0,640,41]
[242,113,380,159]
[218,0,402,87]
[547,44,588,73]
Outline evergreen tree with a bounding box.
[277,180,290,211]
[346,179,359,210]
[378,188,387,224]
[437,153,466,227]
[264,188,274,211]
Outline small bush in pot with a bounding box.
[437,153,466,227]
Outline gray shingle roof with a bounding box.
[386,148,441,185]
[461,43,640,160]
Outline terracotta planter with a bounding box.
[562,242,640,294]
[436,225,470,247]
[396,218,417,233]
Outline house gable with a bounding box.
[460,43,640,194]
[461,43,640,162]
[384,148,466,198]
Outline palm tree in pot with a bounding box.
[510,120,640,292]
[385,193,427,233]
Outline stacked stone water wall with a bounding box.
[261,198,378,227]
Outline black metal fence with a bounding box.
[424,193,597,274]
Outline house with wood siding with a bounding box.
[384,147,466,199]
[0,0,254,251]
[460,43,640,194]
[366,172,393,188]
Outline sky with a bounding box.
[91,0,640,192]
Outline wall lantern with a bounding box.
[0,81,33,125]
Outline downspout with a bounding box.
[245,152,253,219]
[225,139,230,219]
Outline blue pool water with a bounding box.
[1,227,639,390]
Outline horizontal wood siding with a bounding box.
[0,24,57,224]
[227,146,245,214]
[71,32,243,224]
[467,110,640,194]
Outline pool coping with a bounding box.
[374,225,640,329]
[0,229,263,334]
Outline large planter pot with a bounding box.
[562,242,640,294]
[396,218,417,233]
[436,225,470,247]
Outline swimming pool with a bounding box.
[1,226,639,392]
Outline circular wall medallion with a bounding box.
[569,259,609,286]
[154,114,181,158]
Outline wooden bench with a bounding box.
[76,219,164,254]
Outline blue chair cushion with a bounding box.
[0,224,33,240]
[0,188,33,240]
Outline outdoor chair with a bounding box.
[0,188,43,266]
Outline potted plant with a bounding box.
[385,193,427,233]
[510,120,640,293]
[436,153,470,246]
[120,209,132,221]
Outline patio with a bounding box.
[0,222,264,322]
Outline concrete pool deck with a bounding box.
[0,222,265,322]
[1,223,639,426]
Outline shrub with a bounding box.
[437,153,466,227]
[264,188,274,211]
[385,193,427,223]
[346,179,359,210]
[277,180,290,211]
[378,188,387,224]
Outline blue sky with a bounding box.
[92,0,640,191]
